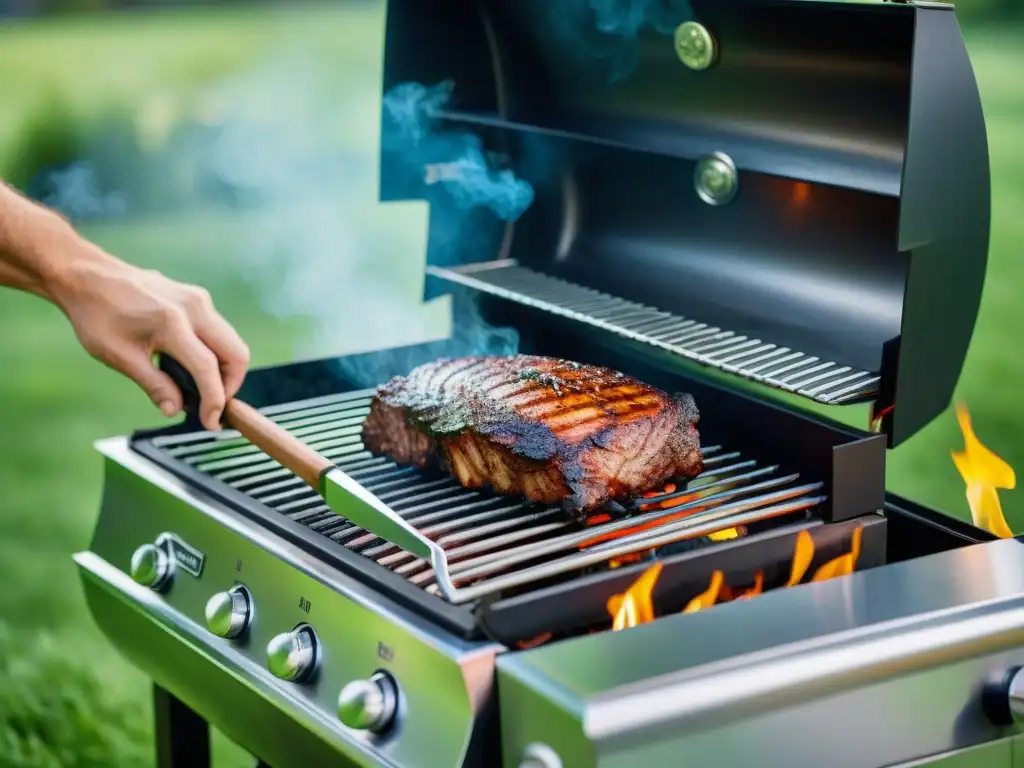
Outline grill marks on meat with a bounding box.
[361,356,703,517]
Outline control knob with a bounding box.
[337,671,399,734]
[518,743,563,768]
[984,666,1024,725]
[130,543,172,590]
[266,624,319,683]
[204,586,252,639]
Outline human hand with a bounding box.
[51,247,250,431]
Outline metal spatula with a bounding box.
[159,355,458,601]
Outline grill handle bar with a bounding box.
[158,354,457,599]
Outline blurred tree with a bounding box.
[995,0,1024,17]
[38,0,107,12]
[0,0,42,17]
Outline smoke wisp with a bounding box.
[381,79,534,225]
[335,78,534,388]
[35,49,537,387]
[535,0,695,82]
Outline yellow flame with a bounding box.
[785,530,816,587]
[682,570,725,613]
[708,527,739,541]
[951,404,1015,538]
[810,526,863,582]
[607,563,663,630]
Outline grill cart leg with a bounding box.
[153,684,211,768]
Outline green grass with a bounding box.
[0,5,1022,766]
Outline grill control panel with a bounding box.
[85,439,499,768]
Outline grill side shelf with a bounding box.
[427,261,881,406]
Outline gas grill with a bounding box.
[73,1,1024,767]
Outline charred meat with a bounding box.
[361,355,703,516]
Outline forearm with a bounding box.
[0,180,109,302]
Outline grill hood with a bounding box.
[377,0,990,448]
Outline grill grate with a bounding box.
[427,260,880,406]
[154,390,826,603]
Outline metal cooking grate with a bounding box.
[153,390,826,603]
[427,260,880,406]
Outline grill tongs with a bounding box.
[159,355,460,601]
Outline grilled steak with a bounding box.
[361,355,703,516]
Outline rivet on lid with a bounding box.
[694,152,738,206]
[674,21,718,71]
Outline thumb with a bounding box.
[118,352,184,418]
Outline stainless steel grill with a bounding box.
[427,260,881,406]
[153,389,827,604]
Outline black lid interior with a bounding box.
[378,0,990,447]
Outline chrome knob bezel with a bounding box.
[130,543,173,590]
[337,670,399,734]
[519,743,564,768]
[1006,666,1024,722]
[204,585,252,639]
[266,624,319,683]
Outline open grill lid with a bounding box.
[378,0,990,448]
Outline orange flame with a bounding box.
[683,570,725,613]
[791,182,811,206]
[728,570,764,601]
[515,633,553,650]
[785,530,816,586]
[951,403,1015,538]
[717,572,761,602]
[810,526,863,582]
[607,562,663,630]
[605,527,864,629]
[609,552,647,569]
[585,480,741,551]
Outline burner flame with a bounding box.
[810,526,863,582]
[607,562,662,630]
[951,403,1015,538]
[786,530,815,586]
[682,570,724,613]
[606,526,864,628]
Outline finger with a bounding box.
[114,350,183,418]
[159,315,226,431]
[194,309,250,400]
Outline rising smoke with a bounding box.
[534,0,696,82]
[31,0,691,386]
[333,77,535,388]
[35,53,537,385]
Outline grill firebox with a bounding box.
[130,341,892,643]
[133,376,887,641]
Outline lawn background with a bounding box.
[1,3,1022,766]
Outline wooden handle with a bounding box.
[157,353,332,489]
[224,400,333,490]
